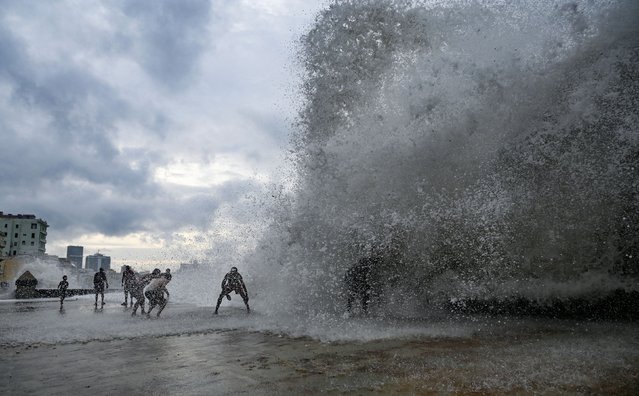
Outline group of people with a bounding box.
[57,258,375,316]
[58,267,114,308]
[122,266,172,317]
[56,265,250,316]
[56,257,376,316]
[56,266,172,317]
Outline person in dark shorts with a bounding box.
[214,266,250,314]
[145,271,171,318]
[131,269,160,316]
[121,265,136,307]
[93,268,109,307]
[58,275,69,309]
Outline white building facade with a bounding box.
[0,212,48,257]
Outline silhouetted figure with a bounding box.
[58,275,69,309]
[345,257,374,314]
[121,265,136,307]
[131,269,160,316]
[145,272,171,318]
[94,268,109,307]
[214,267,250,314]
[164,269,172,298]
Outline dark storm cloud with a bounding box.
[0,0,229,240]
[0,0,315,254]
[120,0,212,90]
[0,21,133,186]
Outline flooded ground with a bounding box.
[1,295,638,395]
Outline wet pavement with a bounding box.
[1,296,638,395]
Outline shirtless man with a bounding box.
[145,271,171,318]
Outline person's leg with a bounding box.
[140,293,146,314]
[214,290,228,314]
[361,290,369,314]
[156,296,167,317]
[100,289,105,305]
[145,291,156,316]
[94,289,98,306]
[133,293,146,315]
[239,289,250,313]
[122,288,128,306]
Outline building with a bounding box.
[85,252,111,271]
[0,230,6,252]
[66,245,84,268]
[0,212,48,257]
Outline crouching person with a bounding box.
[145,269,171,318]
[214,266,250,314]
[131,270,159,316]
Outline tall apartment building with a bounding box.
[0,212,48,257]
[85,252,111,271]
[66,245,84,268]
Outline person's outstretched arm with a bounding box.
[221,274,228,289]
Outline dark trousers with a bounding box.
[145,290,167,316]
[131,289,145,314]
[94,284,105,304]
[215,286,249,312]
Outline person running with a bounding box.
[145,271,171,318]
[58,275,69,309]
[121,265,136,307]
[345,257,374,314]
[131,269,160,316]
[93,268,109,307]
[214,266,250,314]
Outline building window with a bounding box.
[15,224,19,228]
[31,242,34,246]
[12,250,16,255]
[31,223,37,229]
[21,241,25,245]
[14,233,18,238]
[31,233,35,238]
[13,242,17,246]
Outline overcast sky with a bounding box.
[0,0,325,267]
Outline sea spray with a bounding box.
[249,0,639,320]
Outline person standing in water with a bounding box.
[121,265,136,307]
[93,268,109,307]
[345,256,374,315]
[214,266,250,314]
[145,270,171,318]
[58,275,69,309]
[163,268,172,298]
[131,269,160,316]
